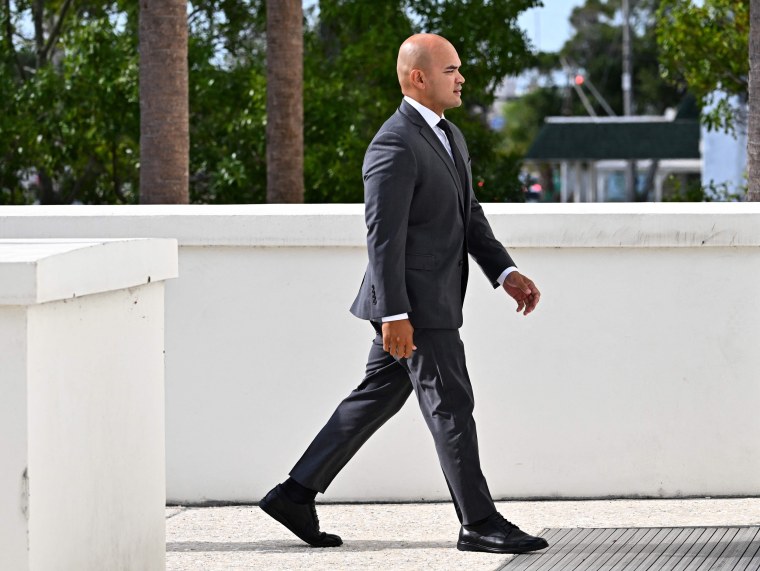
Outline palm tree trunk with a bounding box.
[139,0,189,204]
[748,0,760,200]
[266,0,304,203]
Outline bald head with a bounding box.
[397,34,451,90]
[396,33,464,115]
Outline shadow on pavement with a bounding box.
[167,539,462,553]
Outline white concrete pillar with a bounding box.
[587,163,597,202]
[596,168,606,202]
[0,305,29,570]
[655,172,665,202]
[0,239,177,571]
[560,162,569,202]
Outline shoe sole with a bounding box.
[259,499,342,548]
[457,540,548,554]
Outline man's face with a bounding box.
[423,42,465,115]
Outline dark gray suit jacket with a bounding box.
[350,99,515,329]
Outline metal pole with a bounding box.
[622,0,637,201]
[622,0,633,117]
[560,162,569,203]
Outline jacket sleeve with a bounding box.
[466,191,516,288]
[362,129,417,316]
[449,122,515,287]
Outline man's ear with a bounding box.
[410,69,425,89]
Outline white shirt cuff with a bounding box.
[381,313,409,322]
[496,266,518,286]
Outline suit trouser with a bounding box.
[289,326,496,526]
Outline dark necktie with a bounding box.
[437,119,468,194]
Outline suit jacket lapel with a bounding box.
[398,101,465,215]
[420,128,462,192]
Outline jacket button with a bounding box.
[457,259,463,266]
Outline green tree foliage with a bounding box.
[559,0,682,116]
[1,1,139,204]
[187,0,268,203]
[1,0,539,204]
[656,0,748,132]
[302,1,412,202]
[305,0,540,203]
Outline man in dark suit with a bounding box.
[260,33,548,555]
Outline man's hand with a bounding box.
[382,319,417,359]
[503,271,541,316]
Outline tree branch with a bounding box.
[31,0,47,68]
[41,0,74,64]
[63,156,100,205]
[724,71,749,91]
[188,4,203,25]
[2,0,26,80]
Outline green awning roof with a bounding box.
[526,118,700,161]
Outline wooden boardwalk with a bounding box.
[499,527,760,571]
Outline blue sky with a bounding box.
[518,1,586,53]
[301,1,586,54]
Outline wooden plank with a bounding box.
[499,527,760,571]
[545,527,620,571]
[736,529,760,571]
[559,528,639,571]
[627,527,697,571]
[592,528,652,571]
[658,527,730,571]
[501,527,593,571]
[533,527,640,571]
[643,528,714,571]
[495,527,566,571]
[539,527,576,546]
[649,528,720,571]
[613,527,676,571]
[533,527,585,561]
[707,527,760,571]
[690,528,739,570]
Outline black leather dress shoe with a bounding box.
[457,512,549,554]
[259,484,342,547]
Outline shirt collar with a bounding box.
[403,95,445,130]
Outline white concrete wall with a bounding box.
[0,239,176,571]
[1,204,759,504]
[26,285,168,570]
[0,306,29,570]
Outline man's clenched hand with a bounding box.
[382,319,417,359]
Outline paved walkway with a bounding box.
[166,498,760,570]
